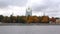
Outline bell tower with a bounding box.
[26,7,32,16]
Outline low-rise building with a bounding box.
[49,17,56,24]
[56,19,60,24]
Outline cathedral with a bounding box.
[26,7,32,16]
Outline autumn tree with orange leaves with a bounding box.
[41,16,49,23]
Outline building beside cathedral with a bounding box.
[26,7,32,16]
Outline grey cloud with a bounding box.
[45,11,60,17]
[32,0,60,17]
[0,0,28,8]
[0,1,8,8]
[32,0,60,11]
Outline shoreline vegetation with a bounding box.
[0,15,59,24]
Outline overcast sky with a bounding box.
[0,0,60,17]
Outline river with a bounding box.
[0,25,60,34]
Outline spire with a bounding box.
[43,11,45,16]
[10,12,13,17]
[11,12,14,16]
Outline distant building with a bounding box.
[56,19,60,24]
[49,17,56,24]
[26,7,32,16]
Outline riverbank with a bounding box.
[0,23,60,26]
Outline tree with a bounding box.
[41,16,49,23]
[3,16,9,23]
[0,15,4,22]
[18,16,27,23]
[27,16,33,24]
[10,14,13,23]
[32,16,39,23]
[38,16,42,23]
[12,16,17,23]
[26,16,39,24]
[16,16,20,23]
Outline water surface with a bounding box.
[0,25,60,34]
